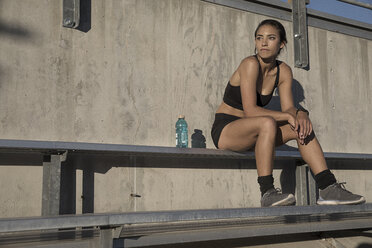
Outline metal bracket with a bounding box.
[63,0,80,28]
[292,0,309,68]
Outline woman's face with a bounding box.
[255,25,284,59]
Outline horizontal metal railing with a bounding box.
[2,139,372,160]
[338,0,372,10]
[1,205,372,247]
[1,204,372,233]
[202,0,372,40]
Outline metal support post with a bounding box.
[129,156,140,211]
[42,151,67,216]
[295,162,308,205]
[100,227,113,248]
[63,0,80,28]
[307,168,317,205]
[292,0,309,68]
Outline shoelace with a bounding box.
[267,188,282,195]
[335,182,352,193]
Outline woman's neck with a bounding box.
[256,55,277,74]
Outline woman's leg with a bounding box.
[275,123,327,174]
[218,116,277,176]
[276,123,365,205]
[218,116,295,207]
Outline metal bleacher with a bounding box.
[1,139,372,247]
[1,204,372,247]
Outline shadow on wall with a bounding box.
[0,15,34,99]
[191,129,206,148]
[0,0,30,38]
[0,0,35,86]
[266,78,306,112]
[76,0,91,33]
[58,151,372,215]
[0,22,32,38]
[60,155,259,214]
[0,0,32,38]
[358,244,372,248]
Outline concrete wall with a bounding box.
[0,0,371,217]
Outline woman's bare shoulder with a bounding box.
[239,56,259,70]
[279,61,292,75]
[241,55,258,64]
[278,61,293,85]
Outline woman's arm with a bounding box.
[276,63,297,116]
[239,57,292,123]
[278,63,312,143]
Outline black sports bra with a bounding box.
[223,57,280,110]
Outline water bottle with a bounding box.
[176,115,188,148]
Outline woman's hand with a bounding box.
[295,111,312,145]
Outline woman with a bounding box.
[211,19,365,207]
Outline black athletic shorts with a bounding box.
[211,113,241,148]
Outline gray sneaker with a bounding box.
[261,188,296,207]
[317,182,366,205]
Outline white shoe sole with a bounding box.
[317,196,366,205]
[271,194,296,207]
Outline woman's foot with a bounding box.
[317,182,366,205]
[261,188,296,207]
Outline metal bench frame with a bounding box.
[1,204,372,247]
[1,139,372,247]
[1,139,372,216]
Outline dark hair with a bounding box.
[254,19,287,54]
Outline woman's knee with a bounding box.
[259,116,277,135]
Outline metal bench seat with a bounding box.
[1,139,372,247]
[1,139,372,216]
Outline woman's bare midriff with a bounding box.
[216,102,245,118]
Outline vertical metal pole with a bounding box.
[295,162,308,205]
[307,168,317,205]
[42,152,67,216]
[100,228,113,248]
[292,0,309,68]
[129,156,138,211]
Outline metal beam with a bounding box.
[2,205,372,247]
[201,0,372,40]
[2,204,372,233]
[202,0,292,21]
[338,0,372,10]
[121,217,372,247]
[2,139,372,160]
